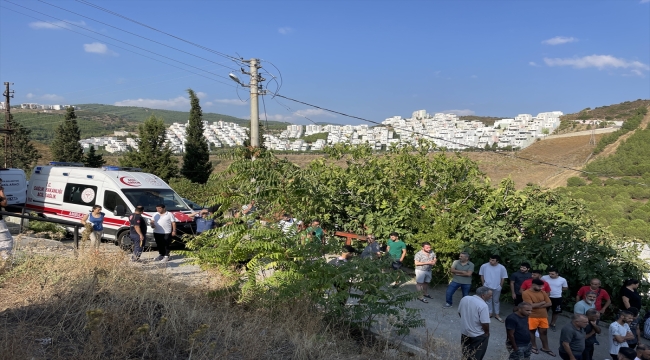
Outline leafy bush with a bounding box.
[567,177,587,187]
[176,143,649,327]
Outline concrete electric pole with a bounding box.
[3,82,14,168]
[229,59,265,148]
[248,58,260,148]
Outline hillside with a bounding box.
[562,99,650,121]
[11,104,291,143]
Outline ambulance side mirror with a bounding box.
[115,205,126,217]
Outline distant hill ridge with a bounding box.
[561,99,650,121]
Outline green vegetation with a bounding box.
[301,132,328,143]
[120,115,178,181]
[12,112,119,143]
[50,107,84,162]
[78,103,248,125]
[180,89,212,184]
[0,114,41,173]
[592,107,647,154]
[562,99,650,121]
[174,143,647,330]
[83,146,106,168]
[559,106,650,241]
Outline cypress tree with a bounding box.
[180,89,212,183]
[0,114,41,172]
[83,145,106,168]
[50,106,84,162]
[119,115,178,181]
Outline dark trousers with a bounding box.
[559,350,582,360]
[461,334,489,360]
[153,232,171,256]
[581,344,594,360]
[130,232,145,259]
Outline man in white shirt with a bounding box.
[151,204,177,262]
[541,267,568,332]
[479,255,508,322]
[458,286,493,360]
[278,213,297,234]
[610,310,635,358]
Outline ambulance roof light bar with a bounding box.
[49,162,85,167]
[101,166,142,172]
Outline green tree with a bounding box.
[120,115,178,181]
[0,114,41,173]
[50,106,84,162]
[180,89,212,183]
[83,146,106,168]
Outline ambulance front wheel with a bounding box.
[116,230,132,251]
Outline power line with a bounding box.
[74,0,244,64]
[274,94,650,187]
[4,2,236,86]
[37,0,239,72]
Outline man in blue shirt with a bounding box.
[192,209,216,235]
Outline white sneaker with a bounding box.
[161,256,170,263]
[154,255,164,261]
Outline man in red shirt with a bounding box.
[521,270,551,294]
[576,278,611,315]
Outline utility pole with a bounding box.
[230,59,265,148]
[248,58,260,148]
[3,82,14,168]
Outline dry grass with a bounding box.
[0,252,433,360]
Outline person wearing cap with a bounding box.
[128,205,147,262]
[0,179,13,260]
[190,208,215,235]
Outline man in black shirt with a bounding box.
[582,309,601,360]
[129,206,147,261]
[506,302,533,359]
[510,262,532,306]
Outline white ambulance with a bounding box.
[25,163,197,247]
[0,168,28,210]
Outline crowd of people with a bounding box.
[452,254,647,360]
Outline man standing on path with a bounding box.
[151,204,176,263]
[558,314,588,360]
[542,267,569,332]
[577,278,611,317]
[129,205,147,262]
[506,302,533,360]
[582,309,601,360]
[444,252,474,308]
[479,255,508,322]
[574,291,597,315]
[386,232,406,269]
[459,286,493,360]
[521,269,551,295]
[522,278,555,357]
[414,242,436,303]
[610,310,634,359]
[510,262,532,306]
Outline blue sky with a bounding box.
[1,0,649,124]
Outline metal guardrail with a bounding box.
[0,209,84,249]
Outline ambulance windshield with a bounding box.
[122,189,191,212]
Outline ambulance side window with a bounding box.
[104,190,129,214]
[63,183,97,206]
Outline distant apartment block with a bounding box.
[20,103,79,110]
